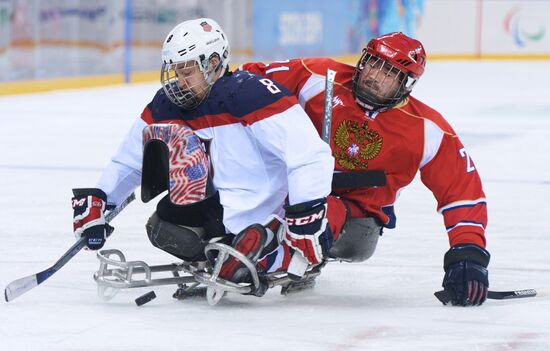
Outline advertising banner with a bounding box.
[253,0,426,60]
[416,0,550,58]
[1,0,548,86]
[0,0,10,81]
[482,1,550,54]
[415,1,477,55]
[253,0,350,59]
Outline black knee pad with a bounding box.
[146,212,207,261]
[328,217,382,262]
[156,192,225,239]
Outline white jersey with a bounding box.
[97,71,334,233]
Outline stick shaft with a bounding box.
[4,193,135,302]
[321,69,337,143]
[288,69,337,279]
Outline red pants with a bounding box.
[326,195,348,241]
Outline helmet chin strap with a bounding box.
[355,93,410,114]
[203,59,223,86]
[355,97,375,112]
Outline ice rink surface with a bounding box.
[1,61,550,350]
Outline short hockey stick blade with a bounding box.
[487,289,537,300]
[4,238,87,302]
[5,275,37,303]
[434,288,537,305]
[4,192,135,302]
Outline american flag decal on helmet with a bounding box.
[143,124,209,205]
[200,21,212,32]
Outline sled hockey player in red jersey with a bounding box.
[71,18,336,298]
[241,32,491,306]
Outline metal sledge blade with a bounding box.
[206,287,226,306]
[94,249,201,301]
[280,276,317,295]
[194,243,261,296]
[173,284,207,300]
[91,245,324,306]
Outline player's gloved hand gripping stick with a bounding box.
[433,244,539,304]
[71,188,113,250]
[285,69,337,279]
[4,192,135,302]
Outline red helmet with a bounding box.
[352,32,427,112]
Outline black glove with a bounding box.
[441,244,490,306]
[284,198,333,265]
[72,188,113,250]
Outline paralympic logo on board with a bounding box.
[503,5,545,47]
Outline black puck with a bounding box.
[135,291,156,306]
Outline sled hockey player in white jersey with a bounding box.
[71,18,335,299]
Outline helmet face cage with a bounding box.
[160,18,230,110]
[352,50,418,112]
[161,54,223,110]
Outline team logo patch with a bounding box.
[334,120,383,170]
[200,21,212,32]
[332,96,344,108]
[72,198,86,207]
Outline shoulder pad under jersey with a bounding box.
[145,88,184,122]
[144,72,298,125]
[204,70,296,119]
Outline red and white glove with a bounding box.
[72,188,112,250]
[284,198,333,266]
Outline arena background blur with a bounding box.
[0,0,548,95]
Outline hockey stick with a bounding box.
[321,69,337,143]
[4,192,136,302]
[434,288,537,304]
[286,69,338,280]
[487,289,537,300]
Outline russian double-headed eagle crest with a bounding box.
[333,120,383,170]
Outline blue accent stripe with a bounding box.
[446,220,486,231]
[381,205,396,229]
[36,269,54,284]
[264,250,278,272]
[441,202,487,214]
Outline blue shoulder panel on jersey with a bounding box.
[203,70,295,119]
[147,71,295,123]
[146,89,185,122]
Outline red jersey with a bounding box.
[242,58,487,248]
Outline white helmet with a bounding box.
[161,18,231,109]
